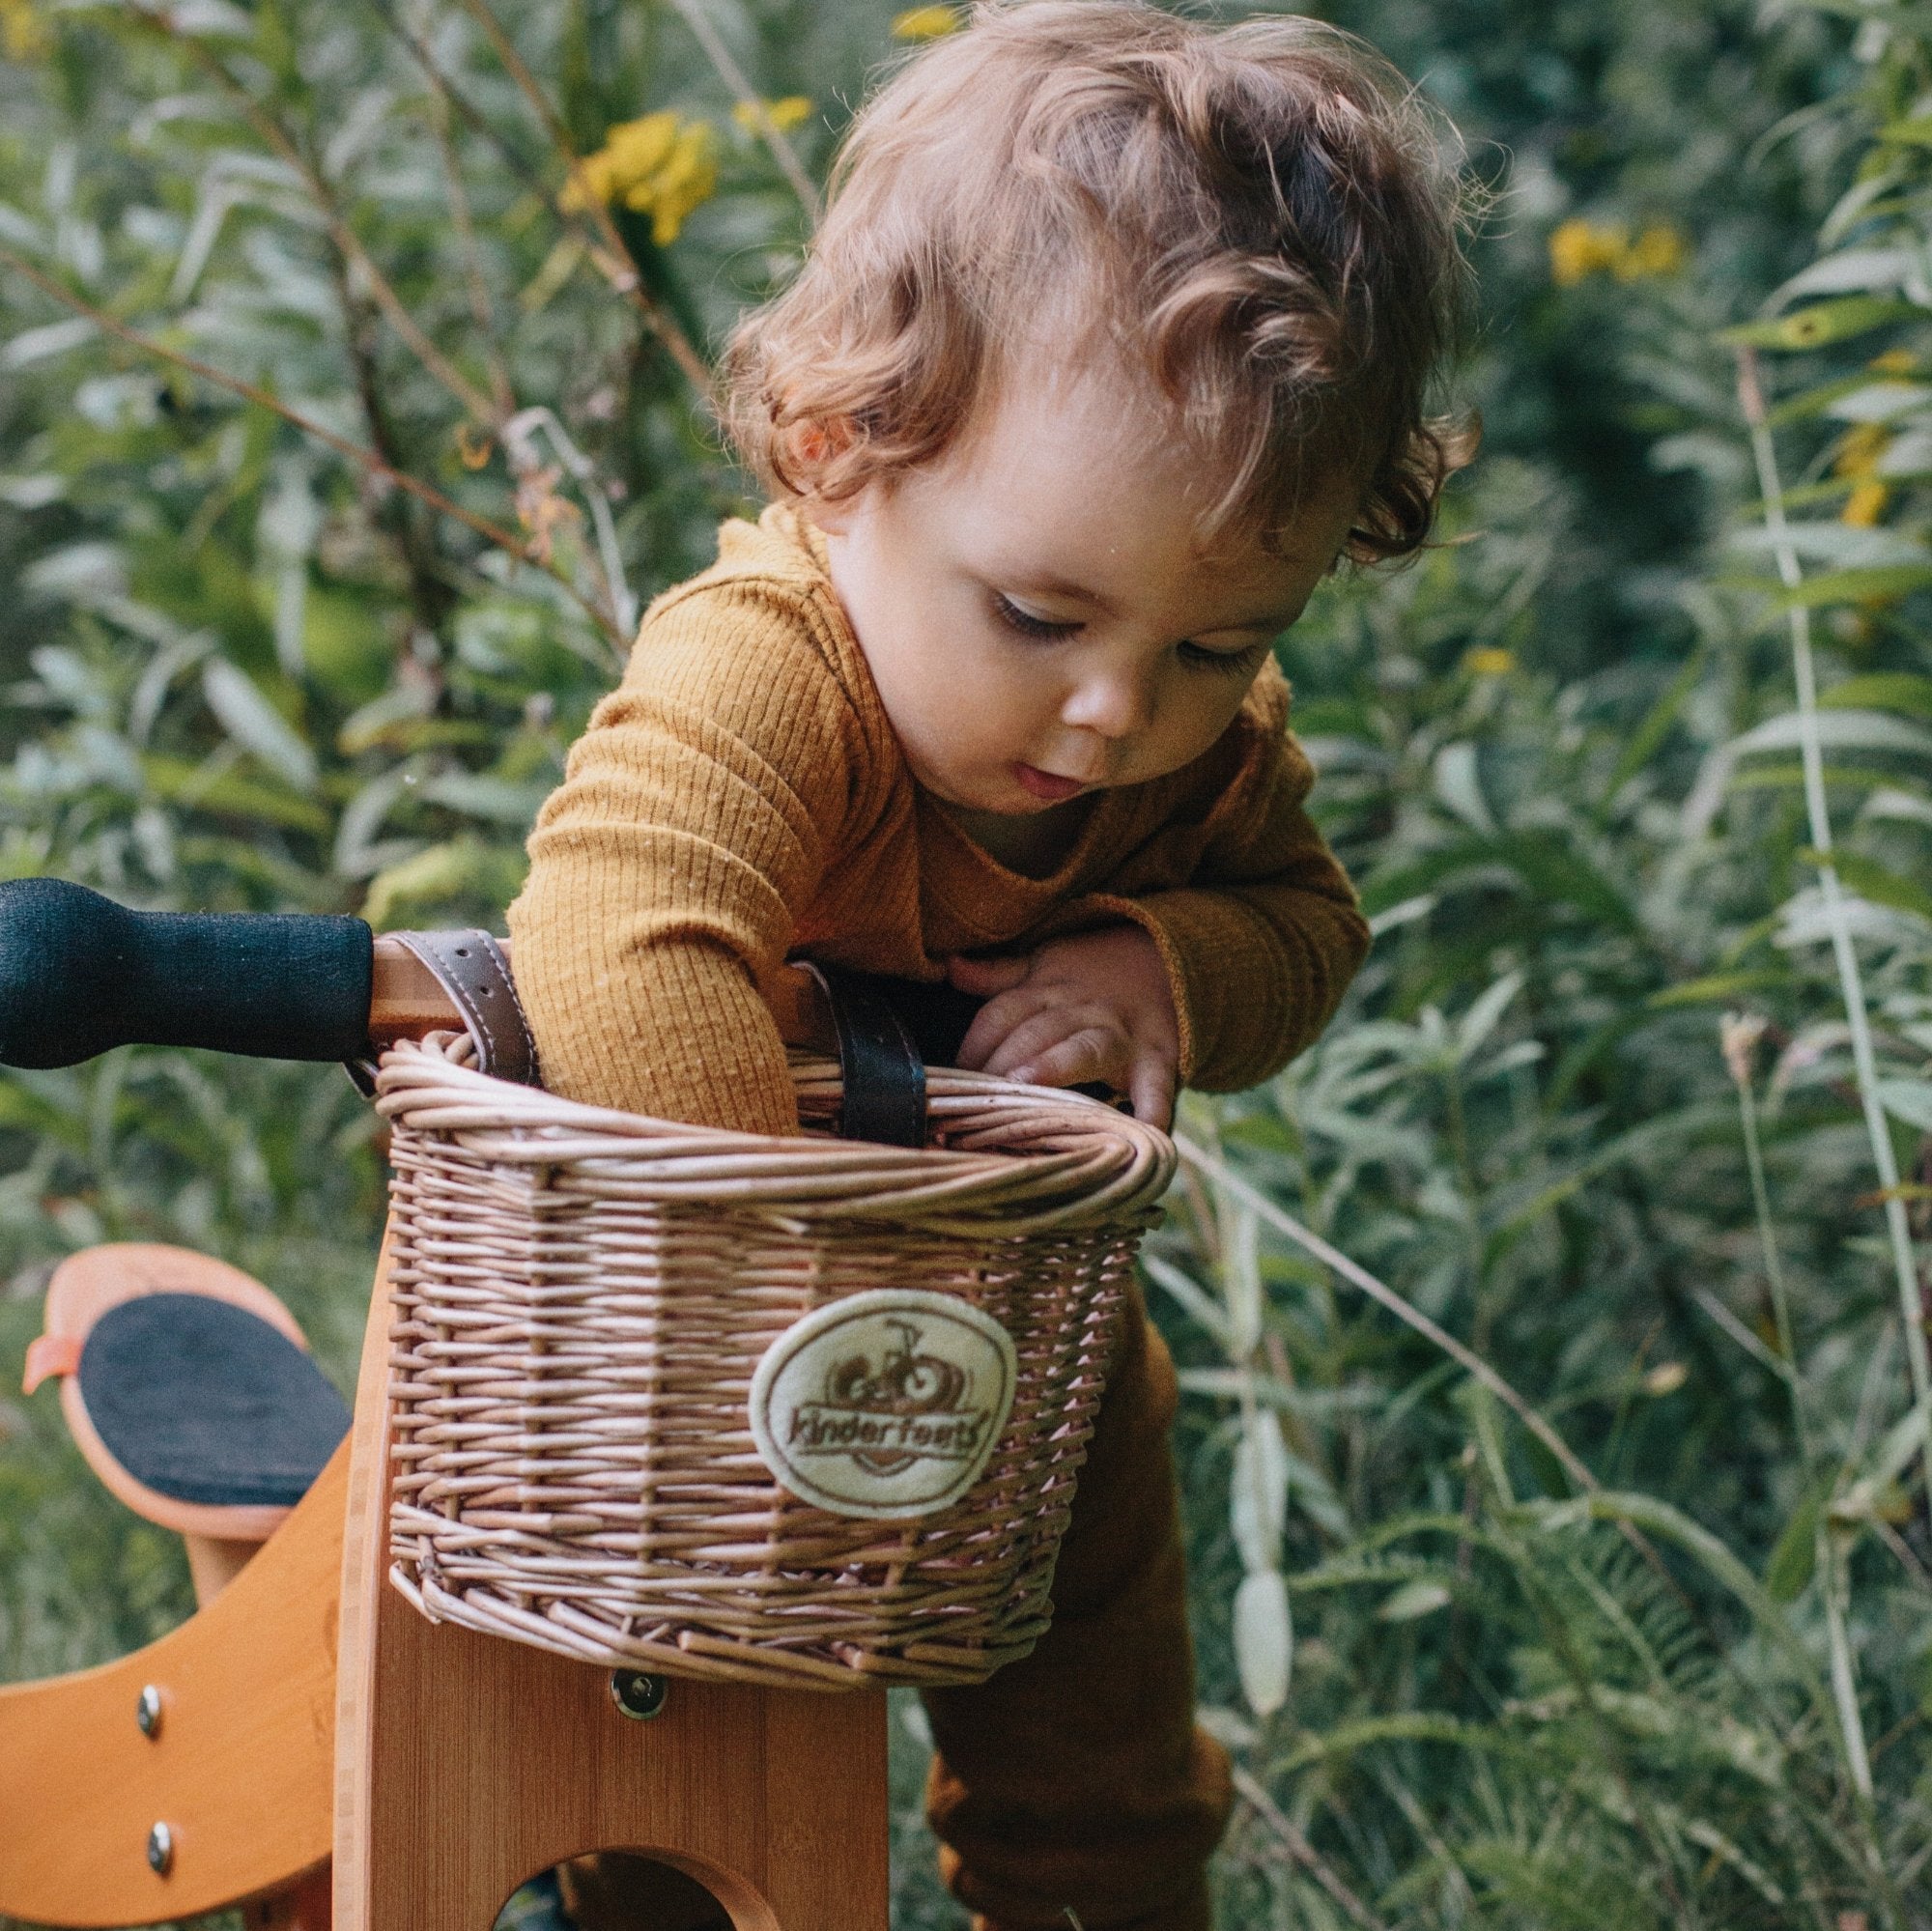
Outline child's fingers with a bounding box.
[1006,1025,1122,1093]
[954,982,1065,1068]
[984,1008,1121,1081]
[946,952,1033,997]
[1128,1052,1177,1130]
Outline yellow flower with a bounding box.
[892,6,962,40]
[1834,421,1891,525]
[1548,217,1627,288]
[1613,223,1687,282]
[1,0,50,60]
[560,111,719,246]
[1463,647,1516,678]
[732,96,814,135]
[1834,421,1889,476]
[1870,348,1917,375]
[1843,480,1889,527]
[1549,217,1686,287]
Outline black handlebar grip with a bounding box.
[0,879,373,1068]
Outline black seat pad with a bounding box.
[76,1292,352,1509]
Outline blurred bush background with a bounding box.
[2,1,1930,1924]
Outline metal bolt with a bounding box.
[146,1822,174,1876]
[609,1669,668,1721]
[135,1685,163,1739]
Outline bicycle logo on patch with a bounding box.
[749,1290,1018,1519]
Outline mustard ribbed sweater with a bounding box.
[506,504,1370,1135]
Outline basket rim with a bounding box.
[375,1033,1176,1228]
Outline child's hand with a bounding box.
[946,925,1179,1128]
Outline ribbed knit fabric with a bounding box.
[507,502,1369,1133]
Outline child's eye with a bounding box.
[991,592,1081,640]
[1178,639,1268,676]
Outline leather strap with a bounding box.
[389,930,539,1086]
[807,965,927,1149]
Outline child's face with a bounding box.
[811,361,1355,820]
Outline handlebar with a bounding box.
[0,879,948,1070]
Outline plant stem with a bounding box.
[1733,1053,1874,1801]
[663,0,822,221]
[1735,346,1932,1507]
[452,0,715,402]
[1230,1765,1391,1931]
[129,1,502,428]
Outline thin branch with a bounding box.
[1735,345,1932,1506]
[0,243,619,644]
[427,85,518,420]
[128,1,501,428]
[663,0,822,221]
[450,0,715,403]
[363,0,549,192]
[1231,1766,1391,1931]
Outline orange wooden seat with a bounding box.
[24,1244,350,1601]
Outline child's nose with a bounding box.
[1061,669,1151,742]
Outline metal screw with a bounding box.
[146,1822,174,1876]
[135,1685,163,1739]
[609,1669,668,1721]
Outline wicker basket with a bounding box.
[375,1029,1175,1690]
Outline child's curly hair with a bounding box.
[720,0,1475,564]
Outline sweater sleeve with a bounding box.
[1085,726,1370,1093]
[505,579,860,1135]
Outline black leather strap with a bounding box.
[389,929,539,1086]
[808,965,928,1149]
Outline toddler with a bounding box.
[509,4,1467,1925]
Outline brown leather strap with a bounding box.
[388,930,539,1086]
[804,965,928,1148]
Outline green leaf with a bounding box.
[1604,642,1708,799]
[1647,971,1789,1009]
[1876,1080,1932,1135]
[1771,563,1932,609]
[1719,296,1919,352]
[1819,671,1932,719]
[201,660,318,791]
[1233,1570,1292,1718]
[1798,849,1932,923]
[1730,707,1932,760]
[1377,1576,1453,1622]
[1765,1493,1820,1603]
[141,754,330,834]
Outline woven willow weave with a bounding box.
[376,1031,1175,1690]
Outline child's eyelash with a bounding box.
[991,592,1080,640]
[991,592,1264,674]
[1179,639,1268,676]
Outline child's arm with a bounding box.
[948,704,1369,1124]
[506,581,864,1136]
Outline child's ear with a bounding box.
[785,413,855,471]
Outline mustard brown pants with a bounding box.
[561,1283,1231,1931]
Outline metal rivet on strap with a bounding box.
[135,1684,163,1738]
[146,1822,174,1876]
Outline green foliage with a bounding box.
[2,3,1930,1928]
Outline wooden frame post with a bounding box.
[332,1228,892,1931]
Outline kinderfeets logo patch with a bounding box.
[749,1290,1017,1519]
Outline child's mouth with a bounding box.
[1012,763,1087,803]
